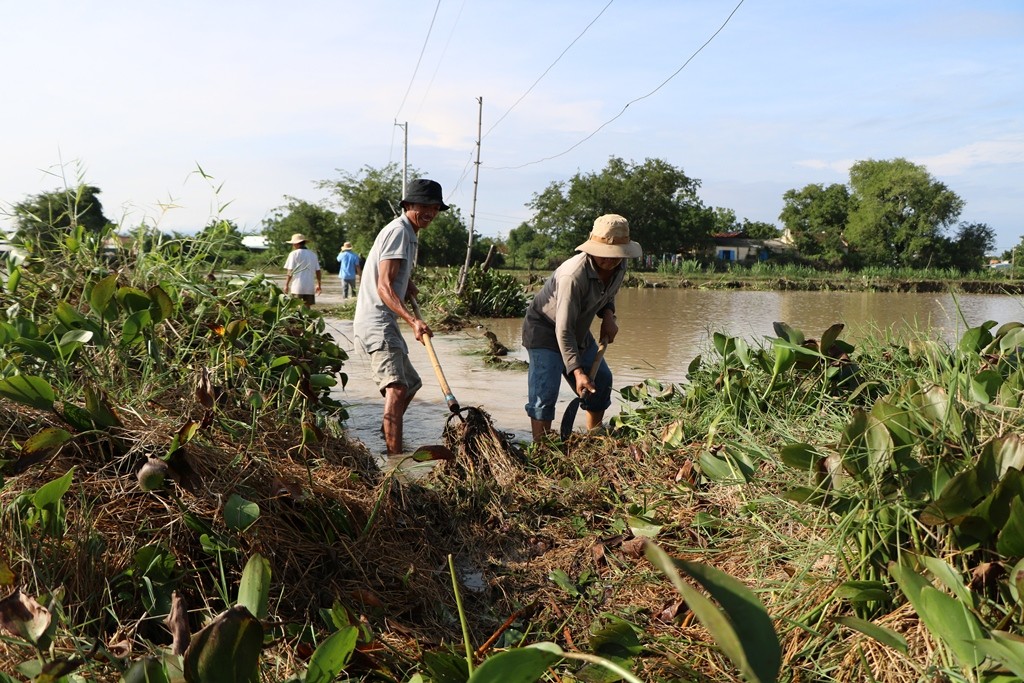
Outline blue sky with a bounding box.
[2,1,1021,250]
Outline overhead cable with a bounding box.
[483,0,615,141]
[394,0,443,120]
[488,0,746,171]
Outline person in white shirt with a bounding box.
[283,233,322,305]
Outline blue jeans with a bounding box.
[342,278,357,298]
[525,345,612,422]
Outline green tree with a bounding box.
[316,163,419,257]
[709,207,739,233]
[261,197,343,271]
[740,219,781,240]
[527,156,710,263]
[197,219,255,267]
[418,207,470,267]
[943,221,995,272]
[779,183,851,268]
[506,222,554,270]
[11,184,113,250]
[845,158,964,268]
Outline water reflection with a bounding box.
[329,288,1024,457]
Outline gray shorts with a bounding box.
[367,344,423,397]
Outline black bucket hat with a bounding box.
[400,178,449,211]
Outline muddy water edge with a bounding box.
[320,282,1024,461]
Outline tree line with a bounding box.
[5,155,1002,273]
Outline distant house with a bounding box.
[710,231,769,264]
[241,235,269,251]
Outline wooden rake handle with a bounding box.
[409,297,461,414]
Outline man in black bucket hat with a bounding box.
[353,178,449,455]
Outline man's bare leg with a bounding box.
[585,409,605,432]
[383,384,413,455]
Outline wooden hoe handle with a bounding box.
[410,297,461,414]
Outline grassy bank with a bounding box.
[3,233,1024,682]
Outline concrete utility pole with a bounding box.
[457,97,483,296]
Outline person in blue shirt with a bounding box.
[337,241,362,299]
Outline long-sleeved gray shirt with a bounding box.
[521,252,624,373]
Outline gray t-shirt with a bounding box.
[521,252,624,374]
[353,214,417,354]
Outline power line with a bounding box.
[483,0,614,141]
[394,0,443,121]
[415,0,468,119]
[488,0,746,171]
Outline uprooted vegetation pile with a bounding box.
[6,226,1024,681]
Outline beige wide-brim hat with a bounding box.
[286,233,310,244]
[341,242,353,251]
[576,214,642,259]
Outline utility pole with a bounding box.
[394,121,408,198]
[457,97,483,295]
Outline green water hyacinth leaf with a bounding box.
[467,642,563,683]
[999,325,1024,354]
[698,449,741,483]
[779,443,822,471]
[819,323,845,354]
[122,309,152,344]
[183,605,263,683]
[835,581,890,603]
[88,272,119,319]
[12,337,56,362]
[224,319,248,344]
[23,427,72,455]
[0,374,55,411]
[834,616,907,655]
[919,555,975,607]
[772,321,804,345]
[117,286,152,314]
[309,373,337,389]
[627,513,662,539]
[121,657,171,683]
[305,626,358,683]
[975,631,1024,679]
[548,569,579,597]
[422,650,469,682]
[996,497,1024,558]
[237,554,271,620]
[223,494,260,531]
[578,617,643,681]
[147,284,174,323]
[33,468,74,510]
[889,561,985,670]
[55,301,88,328]
[645,541,780,683]
[970,369,1003,404]
[958,321,996,355]
[838,409,893,484]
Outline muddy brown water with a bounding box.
[316,278,1024,459]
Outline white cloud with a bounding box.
[916,136,1024,175]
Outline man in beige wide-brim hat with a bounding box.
[521,214,643,441]
[283,233,322,305]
